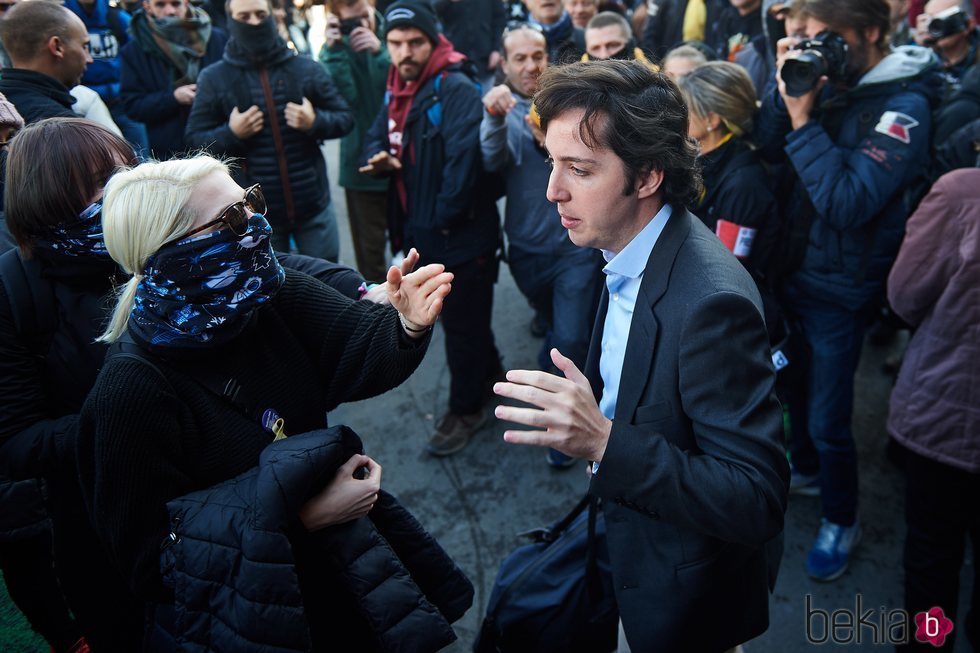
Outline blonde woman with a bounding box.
[676,61,779,279]
[76,155,472,651]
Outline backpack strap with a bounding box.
[426,71,447,128]
[109,331,258,422]
[108,338,176,395]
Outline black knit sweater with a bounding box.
[76,269,429,600]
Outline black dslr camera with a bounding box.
[780,31,849,97]
[339,17,363,35]
[928,6,969,40]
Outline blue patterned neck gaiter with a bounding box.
[33,201,112,259]
[128,213,286,348]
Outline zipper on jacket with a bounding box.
[259,66,296,225]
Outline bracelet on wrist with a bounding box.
[399,314,430,334]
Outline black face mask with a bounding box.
[765,14,787,59]
[606,39,637,61]
[227,16,285,63]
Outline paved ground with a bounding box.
[1,141,972,652]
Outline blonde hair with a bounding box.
[675,61,758,138]
[98,155,231,343]
[661,44,708,70]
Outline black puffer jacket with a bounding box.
[185,33,354,227]
[158,426,472,652]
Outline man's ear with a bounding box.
[46,35,65,61]
[863,25,882,47]
[635,167,664,200]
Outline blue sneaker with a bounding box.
[806,518,861,582]
[790,468,820,496]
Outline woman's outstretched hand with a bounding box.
[386,248,453,337]
[299,454,381,531]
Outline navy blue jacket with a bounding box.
[64,0,130,102]
[119,23,227,160]
[363,64,499,267]
[159,427,473,652]
[756,46,942,310]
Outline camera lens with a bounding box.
[928,17,948,38]
[782,52,825,97]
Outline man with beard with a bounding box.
[480,23,603,468]
[120,0,227,159]
[582,11,659,67]
[361,0,502,457]
[756,0,940,582]
[186,0,353,260]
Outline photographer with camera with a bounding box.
[756,0,940,583]
[914,0,977,83]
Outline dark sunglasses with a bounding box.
[163,184,265,248]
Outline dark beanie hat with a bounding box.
[384,0,441,45]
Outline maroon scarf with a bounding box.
[386,34,466,213]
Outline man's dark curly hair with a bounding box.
[533,59,702,206]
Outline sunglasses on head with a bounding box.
[503,20,545,37]
[164,184,266,248]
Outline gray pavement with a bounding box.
[324,141,974,653]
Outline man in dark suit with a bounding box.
[493,60,789,652]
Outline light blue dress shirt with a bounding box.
[598,204,673,421]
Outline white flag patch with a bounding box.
[874,111,919,145]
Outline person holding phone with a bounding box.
[319,0,392,283]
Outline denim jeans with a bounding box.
[109,103,149,160]
[270,201,340,262]
[782,281,869,526]
[507,246,604,371]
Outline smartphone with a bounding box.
[339,17,362,35]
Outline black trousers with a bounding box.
[438,254,501,415]
[899,445,979,651]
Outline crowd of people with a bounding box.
[0,0,977,650]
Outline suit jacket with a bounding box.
[587,209,789,653]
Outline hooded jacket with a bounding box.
[756,45,942,310]
[185,19,354,226]
[318,11,390,193]
[887,168,980,474]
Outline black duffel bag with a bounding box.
[474,495,618,653]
